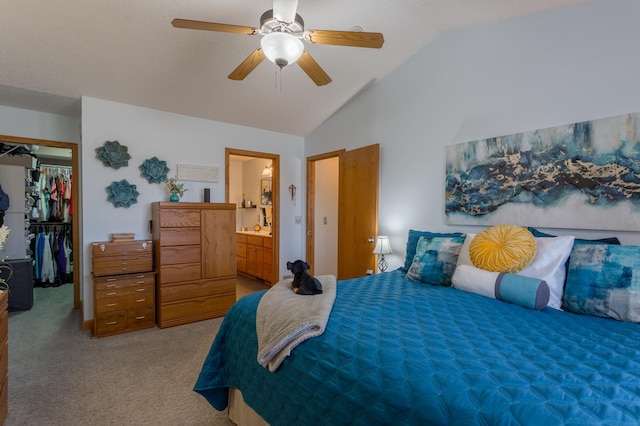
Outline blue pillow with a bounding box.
[495,273,550,311]
[563,244,640,322]
[402,230,465,272]
[527,227,620,245]
[406,235,466,286]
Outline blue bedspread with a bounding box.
[194,270,640,425]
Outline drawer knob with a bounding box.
[100,244,105,252]
[106,321,118,325]
[136,299,146,303]
[135,316,146,320]
[106,303,117,307]
[142,242,148,249]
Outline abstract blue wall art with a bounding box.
[445,112,640,231]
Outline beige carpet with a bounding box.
[6,284,239,426]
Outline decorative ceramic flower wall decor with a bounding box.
[139,157,170,183]
[106,179,139,208]
[96,140,131,169]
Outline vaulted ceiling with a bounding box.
[0,0,588,136]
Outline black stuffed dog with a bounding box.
[286,260,323,295]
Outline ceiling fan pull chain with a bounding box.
[274,66,278,89]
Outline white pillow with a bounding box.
[455,233,476,268]
[456,233,574,310]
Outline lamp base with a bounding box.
[378,255,388,273]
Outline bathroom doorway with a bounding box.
[225,148,280,285]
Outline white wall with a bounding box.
[81,97,304,320]
[314,157,338,275]
[305,0,640,271]
[0,105,80,143]
[0,165,27,259]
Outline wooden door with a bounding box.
[337,144,380,279]
[201,206,236,279]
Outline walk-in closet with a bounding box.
[0,140,77,311]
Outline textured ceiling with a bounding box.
[0,0,588,136]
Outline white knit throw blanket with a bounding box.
[256,275,336,372]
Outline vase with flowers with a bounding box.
[164,176,187,202]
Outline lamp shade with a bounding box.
[372,236,393,255]
[260,32,304,68]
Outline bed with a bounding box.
[194,227,640,425]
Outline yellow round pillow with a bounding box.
[469,224,537,273]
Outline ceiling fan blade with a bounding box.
[172,19,258,35]
[228,48,266,81]
[297,51,332,86]
[273,0,299,23]
[307,29,384,48]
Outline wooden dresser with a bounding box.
[237,233,273,285]
[152,202,236,328]
[91,240,156,338]
[0,290,7,423]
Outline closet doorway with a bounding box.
[225,148,280,285]
[306,144,379,279]
[0,135,80,313]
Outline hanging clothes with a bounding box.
[34,166,72,222]
[30,223,72,287]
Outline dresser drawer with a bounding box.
[95,311,128,335]
[0,335,7,385]
[160,293,236,322]
[247,235,264,246]
[236,241,247,258]
[92,240,152,257]
[160,263,201,284]
[159,278,235,303]
[236,233,247,243]
[94,273,155,291]
[126,307,155,331]
[160,244,200,265]
[96,283,154,301]
[0,310,6,342]
[160,209,200,227]
[0,373,7,424]
[160,228,200,246]
[95,286,154,313]
[93,256,152,276]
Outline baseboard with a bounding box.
[82,319,93,333]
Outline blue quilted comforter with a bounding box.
[194,270,640,425]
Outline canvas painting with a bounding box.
[445,112,640,231]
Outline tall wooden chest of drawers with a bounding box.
[0,290,7,423]
[91,240,155,338]
[152,202,236,328]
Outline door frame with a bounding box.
[307,145,379,279]
[305,150,344,275]
[0,134,81,313]
[225,148,280,284]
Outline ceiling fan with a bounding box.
[172,0,384,86]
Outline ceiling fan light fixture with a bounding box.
[260,32,304,68]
